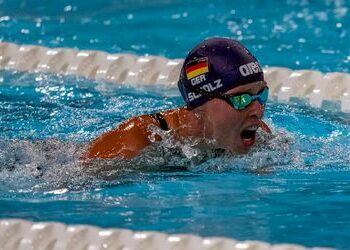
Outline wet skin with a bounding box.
[199,81,268,154]
[83,81,269,160]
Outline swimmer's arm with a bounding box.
[83,115,158,160]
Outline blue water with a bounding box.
[1,0,350,72]
[1,0,350,249]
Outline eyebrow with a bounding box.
[244,87,254,92]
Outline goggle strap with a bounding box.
[184,82,221,99]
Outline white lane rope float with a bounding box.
[0,42,339,249]
[1,42,350,112]
[0,219,330,250]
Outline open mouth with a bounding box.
[240,126,258,147]
[240,121,272,148]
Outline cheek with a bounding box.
[212,102,243,129]
[224,111,243,130]
[211,101,231,118]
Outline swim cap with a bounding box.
[178,38,264,109]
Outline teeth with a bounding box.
[245,126,258,131]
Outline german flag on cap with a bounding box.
[186,57,209,80]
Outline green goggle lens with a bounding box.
[229,87,269,110]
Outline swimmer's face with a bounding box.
[203,81,267,154]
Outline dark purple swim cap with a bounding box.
[178,38,264,109]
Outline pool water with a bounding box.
[1,0,350,249]
[1,70,350,249]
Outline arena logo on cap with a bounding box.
[239,61,262,77]
[186,57,209,80]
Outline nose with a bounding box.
[247,99,265,119]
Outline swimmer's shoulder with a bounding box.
[83,109,184,160]
[83,115,156,160]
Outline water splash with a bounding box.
[0,122,297,192]
[0,139,94,192]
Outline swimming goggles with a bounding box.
[186,83,269,110]
[218,87,269,110]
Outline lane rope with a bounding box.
[1,42,350,112]
[0,219,329,250]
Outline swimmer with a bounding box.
[83,37,271,160]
